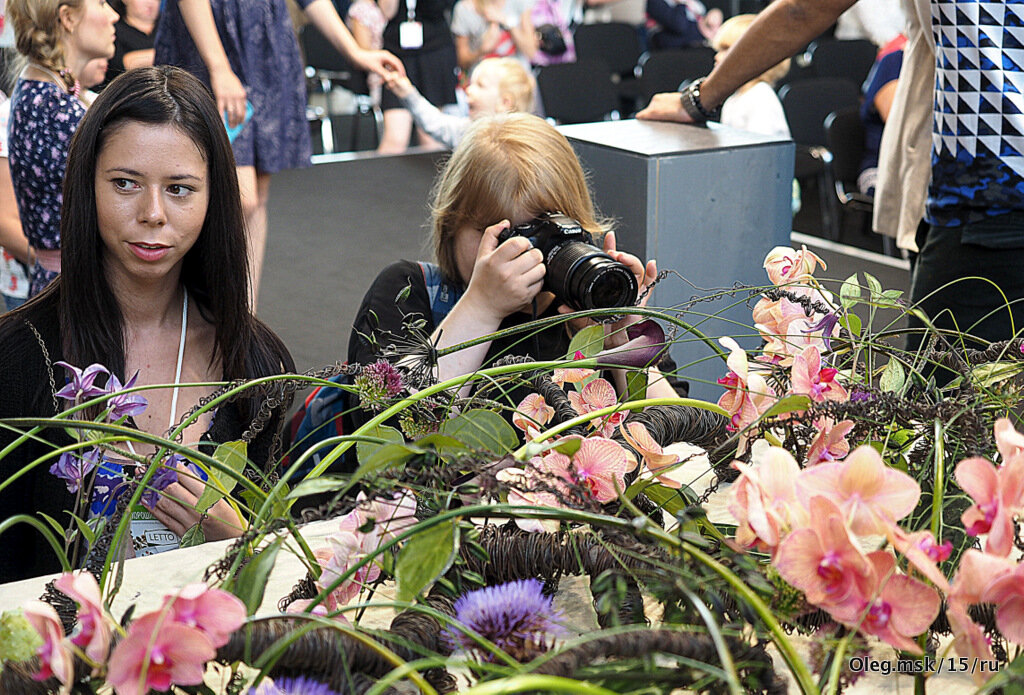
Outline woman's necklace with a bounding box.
[25,62,81,98]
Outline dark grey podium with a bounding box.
[559,119,795,400]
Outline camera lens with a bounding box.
[546,241,638,311]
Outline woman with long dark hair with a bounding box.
[0,66,294,582]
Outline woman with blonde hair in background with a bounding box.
[6,0,118,297]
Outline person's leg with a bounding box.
[237,166,273,308]
[378,108,414,154]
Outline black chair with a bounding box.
[299,23,381,152]
[573,22,643,112]
[809,38,878,88]
[635,47,715,104]
[779,77,861,239]
[824,108,896,255]
[536,59,620,124]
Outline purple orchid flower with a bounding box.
[802,312,840,352]
[140,458,181,507]
[54,361,111,404]
[593,319,669,370]
[49,447,101,493]
[106,371,148,420]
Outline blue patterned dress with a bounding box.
[154,0,314,174]
[7,79,86,297]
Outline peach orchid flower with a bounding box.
[543,436,637,503]
[798,445,920,536]
[763,245,826,285]
[552,350,596,386]
[728,444,807,552]
[23,600,74,692]
[806,419,854,466]
[107,613,215,695]
[567,377,626,437]
[954,455,1024,556]
[790,345,848,403]
[512,393,555,437]
[619,421,686,488]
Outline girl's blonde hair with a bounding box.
[474,57,537,114]
[712,14,790,86]
[7,0,82,72]
[431,113,608,283]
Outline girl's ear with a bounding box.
[500,93,516,113]
[59,4,81,36]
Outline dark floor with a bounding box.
[259,149,911,375]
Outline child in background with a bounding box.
[710,14,790,138]
[451,0,538,71]
[382,56,534,149]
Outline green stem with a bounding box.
[458,675,620,695]
[931,418,945,540]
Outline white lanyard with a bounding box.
[406,0,417,22]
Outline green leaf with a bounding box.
[840,273,861,309]
[395,520,459,603]
[71,515,96,545]
[356,425,405,465]
[441,409,518,455]
[285,474,349,499]
[38,512,67,540]
[395,281,412,304]
[760,394,811,419]
[880,288,904,303]
[626,480,696,515]
[567,324,605,359]
[971,361,1024,388]
[879,359,906,393]
[551,437,583,457]
[864,272,882,299]
[179,523,206,548]
[840,313,862,337]
[232,538,282,615]
[360,442,420,471]
[624,370,648,403]
[195,440,248,513]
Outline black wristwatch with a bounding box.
[679,77,720,123]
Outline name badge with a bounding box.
[399,21,423,49]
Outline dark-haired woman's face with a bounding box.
[95,121,209,289]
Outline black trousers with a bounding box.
[908,213,1024,352]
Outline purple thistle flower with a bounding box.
[802,312,840,352]
[355,359,405,408]
[443,579,563,662]
[53,362,111,404]
[105,371,148,420]
[247,676,341,695]
[49,447,101,493]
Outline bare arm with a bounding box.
[305,0,405,76]
[0,158,30,265]
[509,10,538,62]
[121,48,156,70]
[379,0,400,21]
[874,79,898,121]
[637,0,856,122]
[177,0,248,126]
[349,14,376,50]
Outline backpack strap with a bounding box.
[417,261,464,327]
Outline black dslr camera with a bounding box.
[497,213,638,311]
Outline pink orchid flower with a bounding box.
[512,393,555,436]
[774,496,873,611]
[164,583,247,649]
[955,455,1024,556]
[790,345,848,403]
[620,421,686,488]
[798,445,920,536]
[54,571,111,666]
[567,377,626,437]
[716,337,777,436]
[994,417,1024,463]
[946,603,995,685]
[850,552,940,655]
[552,350,596,386]
[763,245,826,285]
[23,600,74,690]
[980,561,1024,645]
[497,459,571,532]
[806,419,854,466]
[728,445,807,552]
[340,490,419,547]
[948,548,1015,607]
[885,528,951,592]
[320,530,383,606]
[107,613,216,695]
[543,436,637,503]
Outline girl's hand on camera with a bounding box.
[465,220,546,323]
[557,231,656,347]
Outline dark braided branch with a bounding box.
[534,630,786,695]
